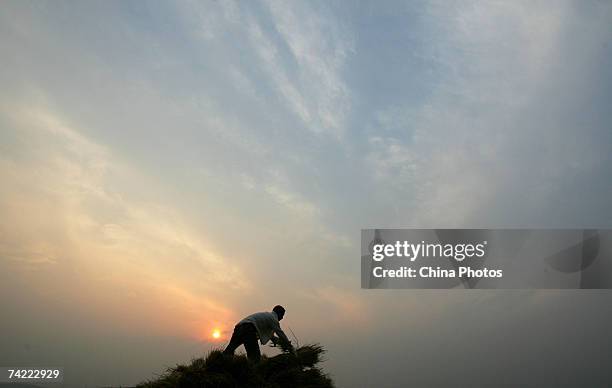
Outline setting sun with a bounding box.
[212,329,221,339]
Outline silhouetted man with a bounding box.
[223,305,294,362]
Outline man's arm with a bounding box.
[272,322,293,351]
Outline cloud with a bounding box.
[264,184,320,217]
[1,2,611,386]
[182,0,354,137]
[262,0,354,135]
[362,0,612,227]
[0,99,249,337]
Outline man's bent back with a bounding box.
[223,305,292,362]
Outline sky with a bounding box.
[1,1,612,387]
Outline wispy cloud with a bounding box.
[181,0,354,137]
[362,0,612,227]
[262,0,354,135]
[1,1,611,386]
[0,98,249,337]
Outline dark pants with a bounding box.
[223,322,261,362]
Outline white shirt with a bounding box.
[239,311,290,345]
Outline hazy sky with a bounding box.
[1,1,612,387]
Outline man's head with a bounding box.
[273,305,286,321]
